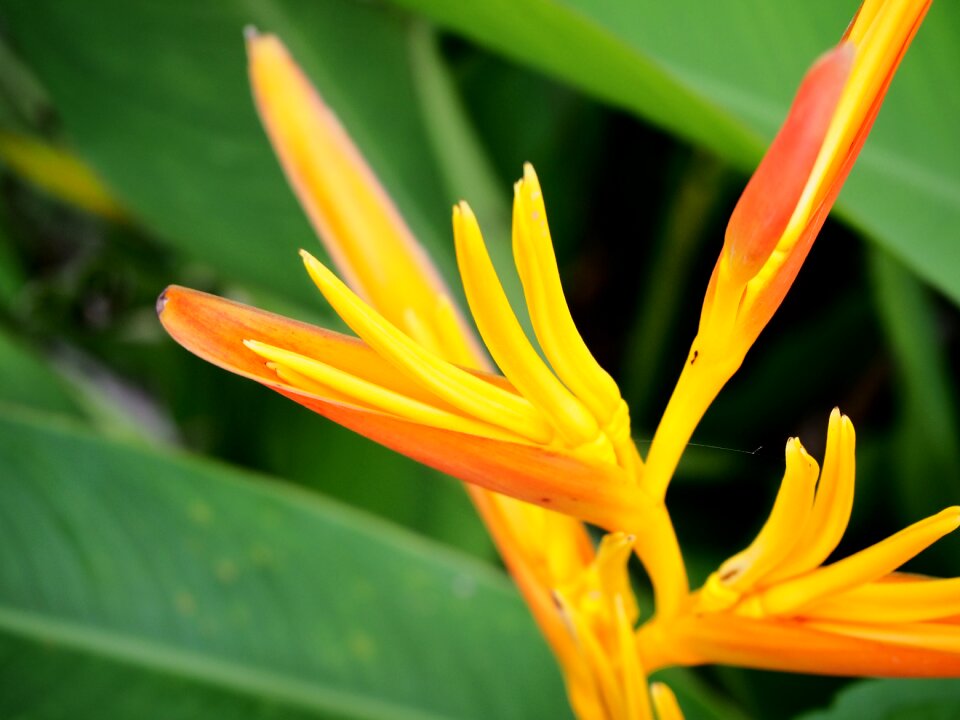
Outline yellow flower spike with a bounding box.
[751,507,960,618]
[650,683,684,720]
[644,0,929,502]
[453,201,613,460]
[300,249,556,445]
[0,131,125,220]
[765,409,856,582]
[699,438,819,611]
[512,164,623,427]
[246,30,476,351]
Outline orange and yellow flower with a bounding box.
[639,409,960,678]
[159,1,952,717]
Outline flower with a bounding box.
[642,0,933,501]
[638,409,960,677]
[161,30,683,718]
[158,1,951,717]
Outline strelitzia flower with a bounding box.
[643,0,932,500]
[637,409,960,677]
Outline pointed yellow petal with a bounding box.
[715,437,819,593]
[767,409,855,582]
[754,507,960,617]
[512,164,622,426]
[595,532,639,621]
[301,250,555,445]
[454,201,613,459]
[246,31,475,352]
[244,339,526,443]
[650,683,683,720]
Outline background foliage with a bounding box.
[0,0,958,717]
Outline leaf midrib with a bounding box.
[0,605,457,720]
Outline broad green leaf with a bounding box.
[0,329,85,419]
[869,248,960,525]
[800,679,960,720]
[383,0,960,306]
[0,210,24,310]
[0,0,456,311]
[0,406,569,719]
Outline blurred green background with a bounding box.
[0,0,958,718]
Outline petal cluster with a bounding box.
[639,410,960,677]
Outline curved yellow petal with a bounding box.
[246,31,474,351]
[650,683,683,720]
[512,164,622,426]
[752,508,960,617]
[453,202,607,454]
[766,409,856,582]
[301,251,555,445]
[714,437,819,594]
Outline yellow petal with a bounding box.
[714,437,819,594]
[751,507,960,617]
[246,31,474,351]
[512,164,622,426]
[245,339,526,443]
[301,251,555,445]
[766,409,855,582]
[650,683,684,720]
[453,202,608,454]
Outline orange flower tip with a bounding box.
[243,24,260,41]
[723,42,854,284]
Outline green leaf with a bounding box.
[0,406,569,719]
[1,0,456,311]
[0,329,85,419]
[800,679,960,720]
[383,0,960,305]
[652,668,749,720]
[869,248,960,525]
